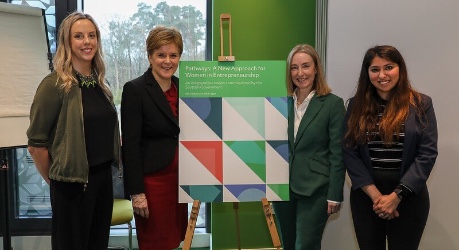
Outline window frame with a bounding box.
[1,0,213,236]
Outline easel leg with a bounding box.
[233,202,241,250]
[182,200,200,250]
[262,198,282,250]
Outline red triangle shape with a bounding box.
[181,141,223,183]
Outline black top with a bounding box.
[367,99,412,198]
[367,99,405,171]
[80,80,116,167]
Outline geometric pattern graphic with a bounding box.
[179,97,289,202]
[181,98,222,139]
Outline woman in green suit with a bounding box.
[273,44,346,250]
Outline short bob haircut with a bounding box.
[146,26,183,57]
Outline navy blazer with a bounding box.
[343,94,438,194]
[121,69,180,195]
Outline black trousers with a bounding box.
[350,181,429,250]
[50,163,114,250]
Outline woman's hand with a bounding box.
[132,193,149,218]
[28,146,51,185]
[327,201,341,215]
[373,192,401,220]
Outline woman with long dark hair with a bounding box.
[343,45,438,250]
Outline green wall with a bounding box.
[213,0,315,61]
[211,0,316,249]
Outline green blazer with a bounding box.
[288,93,345,202]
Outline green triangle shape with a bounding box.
[225,141,266,182]
[268,184,290,200]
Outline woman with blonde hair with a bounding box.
[273,44,346,250]
[27,12,120,249]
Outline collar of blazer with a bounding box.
[142,69,179,126]
[289,94,325,147]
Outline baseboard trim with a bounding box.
[1,230,210,250]
[109,228,211,249]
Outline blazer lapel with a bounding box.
[288,97,295,150]
[294,95,325,146]
[143,71,178,126]
[401,105,416,170]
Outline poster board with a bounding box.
[0,3,51,148]
[178,60,289,203]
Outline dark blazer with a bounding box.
[121,69,180,195]
[289,93,346,202]
[343,94,438,194]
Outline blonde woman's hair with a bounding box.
[285,44,331,96]
[53,11,112,99]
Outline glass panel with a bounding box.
[84,0,208,228]
[15,148,51,217]
[189,202,206,228]
[84,0,207,106]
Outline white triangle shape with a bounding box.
[178,187,194,203]
[222,98,264,141]
[226,97,265,134]
[266,143,289,184]
[179,99,221,141]
[223,185,239,202]
[265,99,288,140]
[179,143,221,185]
[265,185,282,201]
[222,142,264,185]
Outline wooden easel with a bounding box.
[183,13,235,250]
[218,13,235,62]
[232,199,282,250]
[182,200,201,250]
[182,13,282,250]
[262,198,282,250]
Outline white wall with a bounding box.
[324,0,459,249]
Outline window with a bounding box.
[1,0,56,235]
[1,0,210,237]
[15,148,51,217]
[84,0,208,106]
[0,147,52,236]
[84,0,209,229]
